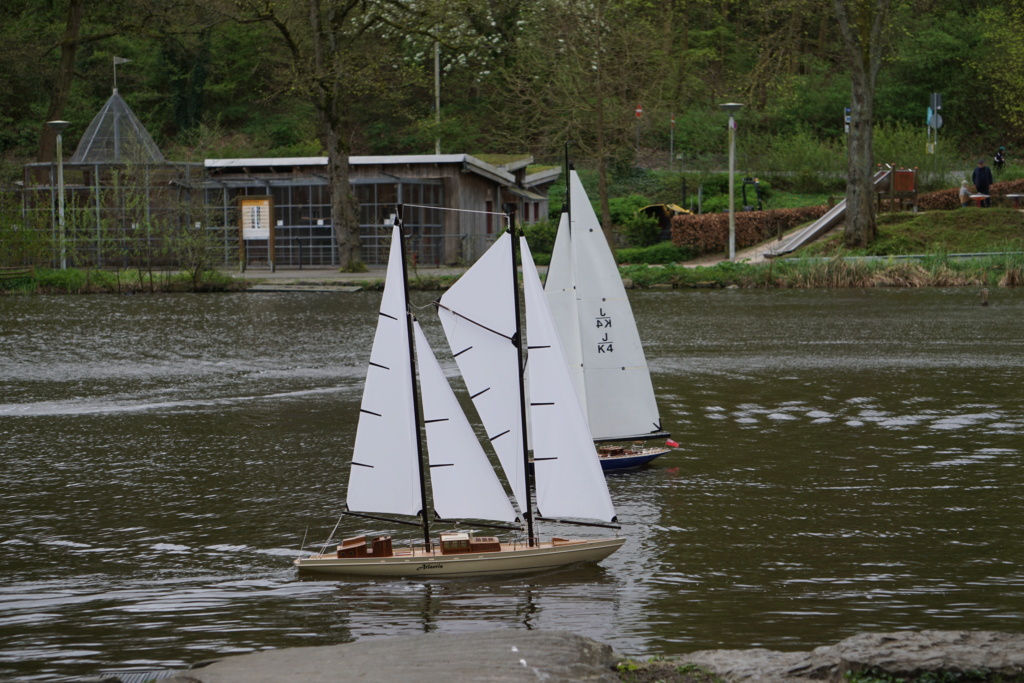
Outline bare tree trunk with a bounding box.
[38,0,85,162]
[845,65,876,247]
[832,0,891,248]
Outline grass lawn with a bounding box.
[797,208,1024,257]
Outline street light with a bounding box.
[46,120,70,270]
[719,103,743,262]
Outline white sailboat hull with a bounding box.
[294,537,625,578]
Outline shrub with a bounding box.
[617,241,695,264]
[524,219,559,257]
[621,211,661,247]
[607,194,650,224]
[671,205,829,255]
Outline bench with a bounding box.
[0,266,34,280]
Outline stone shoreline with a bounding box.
[88,630,1024,683]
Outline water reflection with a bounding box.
[1,289,1023,679]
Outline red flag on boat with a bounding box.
[666,439,679,448]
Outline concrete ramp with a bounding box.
[765,169,890,258]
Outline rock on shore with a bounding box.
[639,630,1024,682]
[101,629,1024,683]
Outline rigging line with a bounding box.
[317,512,347,556]
[342,509,425,528]
[432,518,523,532]
[535,516,621,530]
[434,301,513,341]
[402,203,509,219]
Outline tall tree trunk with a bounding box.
[308,0,361,269]
[38,0,85,162]
[324,110,362,269]
[832,0,891,248]
[845,63,876,247]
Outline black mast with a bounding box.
[396,207,433,550]
[507,207,537,548]
[564,140,573,224]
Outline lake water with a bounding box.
[2,287,1023,680]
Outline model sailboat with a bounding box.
[295,217,624,578]
[545,166,673,470]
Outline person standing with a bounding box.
[960,180,971,208]
[995,147,1006,173]
[973,159,994,207]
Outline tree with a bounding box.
[230,0,439,270]
[832,0,894,248]
[498,0,660,243]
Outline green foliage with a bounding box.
[607,194,662,247]
[798,208,1024,258]
[621,212,661,248]
[524,219,558,256]
[608,194,650,225]
[844,667,1000,683]
[616,241,695,264]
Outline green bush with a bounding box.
[607,194,650,224]
[621,212,661,247]
[524,219,559,257]
[617,241,695,264]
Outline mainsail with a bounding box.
[439,229,618,525]
[546,170,663,441]
[414,321,518,523]
[521,238,617,523]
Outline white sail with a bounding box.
[547,170,663,441]
[346,226,421,517]
[437,232,527,511]
[413,321,519,523]
[521,238,617,523]
[544,212,585,418]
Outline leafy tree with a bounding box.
[498,0,661,243]
[227,0,452,269]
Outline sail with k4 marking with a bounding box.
[546,170,663,442]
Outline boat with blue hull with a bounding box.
[546,163,675,471]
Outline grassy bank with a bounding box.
[0,267,244,294]
[625,206,1024,290]
[5,208,1022,293]
[622,252,1024,289]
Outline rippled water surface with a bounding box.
[2,288,1023,680]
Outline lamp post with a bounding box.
[47,120,70,269]
[719,103,743,262]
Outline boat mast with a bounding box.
[396,207,433,550]
[507,207,537,548]
[564,140,573,231]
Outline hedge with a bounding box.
[916,178,1024,211]
[670,206,829,255]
